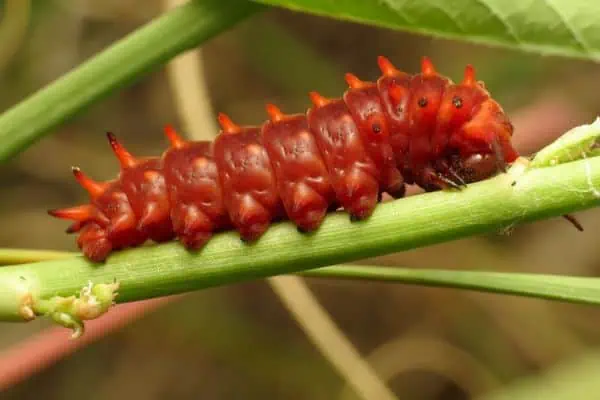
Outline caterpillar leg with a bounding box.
[343,169,380,220]
[419,166,465,192]
[76,223,113,262]
[382,168,406,199]
[136,200,175,243]
[234,194,273,241]
[289,183,330,231]
[445,168,467,187]
[105,211,140,246]
[434,159,467,186]
[171,203,214,249]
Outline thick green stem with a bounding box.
[1,156,599,321]
[7,252,600,307]
[0,0,262,163]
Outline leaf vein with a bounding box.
[473,0,522,44]
[543,0,594,55]
[429,3,468,34]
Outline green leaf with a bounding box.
[252,0,600,60]
[0,0,262,163]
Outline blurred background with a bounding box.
[2,0,600,399]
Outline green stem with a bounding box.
[0,0,263,163]
[0,248,76,265]
[301,265,600,305]
[6,250,600,307]
[0,156,599,321]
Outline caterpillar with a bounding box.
[49,56,521,262]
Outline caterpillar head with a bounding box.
[435,65,519,183]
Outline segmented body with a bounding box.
[49,56,519,262]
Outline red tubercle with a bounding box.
[344,73,370,90]
[163,124,186,148]
[308,91,331,108]
[462,65,477,87]
[71,167,108,199]
[420,56,436,76]
[377,56,405,78]
[47,204,95,222]
[265,103,287,122]
[217,113,241,134]
[106,132,137,169]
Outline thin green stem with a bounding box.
[0,0,263,163]
[0,156,599,321]
[301,265,600,305]
[0,248,76,265]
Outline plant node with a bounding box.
[35,280,120,339]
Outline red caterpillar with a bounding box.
[49,56,519,262]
